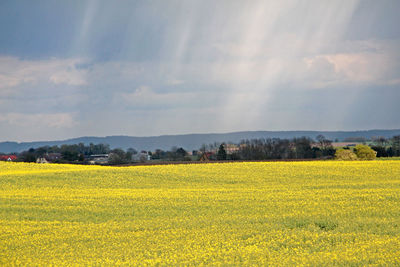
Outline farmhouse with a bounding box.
[131,151,151,162]
[88,154,109,164]
[331,142,359,148]
[199,152,213,161]
[224,144,239,154]
[0,155,17,161]
[36,153,62,164]
[36,157,49,164]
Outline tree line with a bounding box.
[369,136,400,157]
[18,143,113,163]
[211,135,336,161]
[12,135,400,164]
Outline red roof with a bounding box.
[0,155,17,161]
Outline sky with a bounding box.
[0,0,400,142]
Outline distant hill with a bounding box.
[1,129,400,153]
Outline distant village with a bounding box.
[1,135,400,164]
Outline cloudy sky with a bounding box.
[1,0,400,141]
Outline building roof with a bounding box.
[0,155,17,161]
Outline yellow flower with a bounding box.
[0,161,399,265]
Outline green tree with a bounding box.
[392,135,400,156]
[293,137,313,159]
[176,148,187,158]
[217,144,227,160]
[19,148,37,162]
[108,148,127,165]
[335,149,357,160]
[354,145,376,160]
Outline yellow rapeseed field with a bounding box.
[1,161,400,265]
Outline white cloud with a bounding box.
[0,112,77,128]
[0,56,87,94]
[49,69,87,86]
[0,73,20,88]
[323,52,399,85]
[166,78,184,86]
[119,86,197,109]
[211,37,400,89]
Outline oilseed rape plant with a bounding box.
[1,161,400,265]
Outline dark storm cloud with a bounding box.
[0,0,399,141]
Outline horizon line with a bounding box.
[2,128,400,144]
